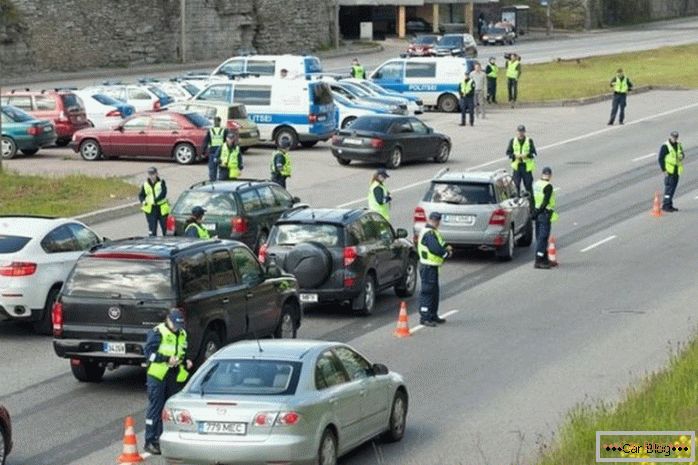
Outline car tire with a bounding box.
[55,139,70,147]
[300,141,318,148]
[386,147,402,169]
[21,148,39,156]
[437,93,459,113]
[79,139,102,161]
[1,136,17,160]
[274,127,298,150]
[196,329,223,367]
[71,361,105,383]
[336,157,351,166]
[395,255,418,298]
[317,428,337,465]
[173,142,196,165]
[274,302,298,339]
[33,287,60,335]
[516,218,533,247]
[354,273,377,316]
[382,390,408,443]
[341,116,357,129]
[434,142,450,163]
[0,421,7,465]
[495,228,514,261]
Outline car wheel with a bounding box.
[274,302,298,339]
[196,329,223,367]
[434,142,450,163]
[317,428,337,465]
[55,138,70,147]
[21,148,39,156]
[386,147,402,169]
[341,116,357,129]
[516,217,533,247]
[275,127,298,150]
[383,390,408,443]
[1,137,17,160]
[496,228,514,261]
[0,422,6,465]
[33,287,60,335]
[437,93,459,113]
[395,255,418,298]
[300,140,318,148]
[79,139,102,161]
[71,360,105,383]
[336,157,351,166]
[173,142,196,165]
[354,273,377,316]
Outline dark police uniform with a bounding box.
[608,73,633,125]
[417,217,451,326]
[485,60,498,104]
[203,126,227,181]
[658,134,684,212]
[270,149,292,189]
[138,174,170,237]
[459,76,475,126]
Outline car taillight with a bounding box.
[166,215,176,233]
[0,261,37,276]
[308,114,318,123]
[153,100,161,110]
[369,138,384,149]
[276,411,301,426]
[27,125,43,136]
[52,301,64,337]
[163,408,192,425]
[162,408,174,423]
[105,109,122,117]
[231,216,248,234]
[413,206,426,223]
[258,243,268,263]
[343,277,356,288]
[489,208,507,226]
[254,411,300,427]
[344,246,358,267]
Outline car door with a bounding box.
[39,224,84,293]
[505,175,529,233]
[207,249,247,343]
[370,61,405,93]
[231,246,278,337]
[149,114,180,158]
[359,214,394,287]
[408,117,439,159]
[256,185,284,231]
[372,215,404,284]
[389,118,417,159]
[112,115,151,157]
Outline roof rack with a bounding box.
[10,88,31,93]
[101,80,123,86]
[189,180,212,189]
[52,87,78,92]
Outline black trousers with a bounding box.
[512,166,534,197]
[145,371,181,445]
[460,96,474,125]
[419,265,440,323]
[535,213,552,262]
[609,93,627,124]
[145,211,167,237]
[663,174,679,209]
[271,173,287,189]
[507,78,518,102]
[487,77,497,103]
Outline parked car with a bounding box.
[149,80,200,102]
[433,33,478,58]
[82,83,174,112]
[331,115,450,169]
[341,78,423,115]
[71,110,209,164]
[332,91,391,129]
[261,208,418,315]
[52,237,302,382]
[160,340,408,465]
[406,17,432,35]
[1,89,90,146]
[413,169,533,261]
[406,33,440,56]
[0,404,12,465]
[1,105,56,159]
[481,26,516,45]
[73,90,135,129]
[0,216,102,333]
[333,81,411,115]
[168,180,303,252]
[326,81,404,115]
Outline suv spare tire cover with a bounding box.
[284,242,332,289]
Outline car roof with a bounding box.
[186,179,273,193]
[434,169,508,183]
[3,89,72,96]
[0,216,79,236]
[278,207,365,224]
[213,339,338,361]
[87,236,241,258]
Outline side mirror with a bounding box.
[292,196,301,204]
[396,228,409,239]
[371,363,389,376]
[102,236,110,242]
[399,53,407,58]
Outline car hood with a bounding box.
[75,127,113,137]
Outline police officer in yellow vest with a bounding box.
[204,116,227,181]
[506,125,538,198]
[143,309,192,455]
[216,132,243,180]
[658,131,684,212]
[184,206,211,238]
[138,167,170,237]
[533,167,558,269]
[505,53,521,106]
[417,212,453,327]
[485,57,498,104]
[350,58,365,79]
[368,168,391,221]
[459,72,475,127]
[608,68,633,125]
[270,137,292,188]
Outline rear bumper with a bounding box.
[53,338,147,365]
[54,121,90,139]
[299,287,361,305]
[413,222,508,248]
[15,133,57,150]
[331,146,390,162]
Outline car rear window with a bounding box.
[190,359,302,396]
[349,116,393,132]
[182,83,200,96]
[2,106,34,122]
[173,191,238,216]
[91,93,122,106]
[414,35,438,45]
[271,223,342,247]
[312,83,333,105]
[147,85,169,100]
[228,105,247,119]
[64,257,174,299]
[424,181,496,205]
[183,112,210,128]
[60,93,84,111]
[0,235,32,253]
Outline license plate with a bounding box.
[343,138,363,145]
[300,293,318,303]
[317,115,327,122]
[203,223,216,231]
[198,421,247,435]
[103,342,126,354]
[443,214,475,225]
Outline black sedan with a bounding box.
[331,115,450,169]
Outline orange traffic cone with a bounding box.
[547,236,558,267]
[117,416,144,464]
[651,191,663,217]
[393,301,411,338]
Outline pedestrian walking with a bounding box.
[143,309,192,455]
[608,68,633,125]
[138,167,170,237]
[350,58,365,79]
[270,138,292,189]
[533,167,558,269]
[202,117,226,182]
[658,130,684,212]
[184,206,211,238]
[506,125,537,198]
[216,132,243,180]
[417,212,453,327]
[506,53,521,106]
[470,62,487,119]
[459,72,475,127]
[485,57,498,104]
[367,168,391,221]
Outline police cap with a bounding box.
[516,125,526,132]
[429,212,442,221]
[542,166,552,175]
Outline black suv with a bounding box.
[260,208,418,315]
[167,180,303,252]
[53,237,301,382]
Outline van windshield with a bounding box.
[312,83,333,105]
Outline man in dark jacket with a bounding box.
[608,68,633,125]
[417,212,453,327]
[506,125,537,198]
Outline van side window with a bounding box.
[246,60,275,75]
[234,86,271,106]
[374,62,404,80]
[218,59,244,76]
[179,252,211,297]
[406,62,436,78]
[198,85,232,102]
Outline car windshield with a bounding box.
[414,35,438,45]
[332,92,351,105]
[359,80,387,94]
[0,234,32,253]
[173,191,238,216]
[438,36,460,46]
[272,223,341,247]
[64,258,174,299]
[348,116,393,132]
[182,83,200,96]
[183,112,210,128]
[189,359,302,396]
[425,182,496,205]
[91,93,122,106]
[2,106,34,122]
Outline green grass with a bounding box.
[537,336,698,465]
[497,43,698,102]
[0,170,137,217]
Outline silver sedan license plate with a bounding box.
[300,293,318,303]
[103,342,126,354]
[444,214,475,225]
[199,421,247,435]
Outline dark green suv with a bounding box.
[168,180,302,252]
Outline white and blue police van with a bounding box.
[331,91,392,129]
[193,76,336,148]
[369,57,480,112]
[210,55,323,80]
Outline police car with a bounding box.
[341,78,423,115]
[210,54,322,80]
[331,91,392,129]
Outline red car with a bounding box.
[406,34,440,57]
[1,89,90,146]
[0,404,12,465]
[71,110,210,164]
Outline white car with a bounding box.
[82,83,174,112]
[342,78,423,115]
[150,81,201,102]
[0,217,102,334]
[73,90,136,128]
[332,91,392,129]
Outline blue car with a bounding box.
[1,105,56,159]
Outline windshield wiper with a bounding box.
[199,364,219,398]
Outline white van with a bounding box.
[210,55,323,80]
[193,76,336,148]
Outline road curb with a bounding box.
[75,202,141,226]
[502,85,690,108]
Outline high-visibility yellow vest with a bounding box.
[352,65,365,79]
[368,180,390,221]
[487,64,498,78]
[146,323,189,383]
[270,150,292,177]
[506,60,520,80]
[219,144,240,179]
[208,127,225,148]
[613,76,629,93]
[460,79,474,96]
[141,181,170,215]
[417,227,446,266]
[185,222,211,239]
[533,180,559,223]
[664,141,684,175]
[510,137,535,172]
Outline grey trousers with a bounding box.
[474,89,486,118]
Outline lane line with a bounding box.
[409,309,460,334]
[580,235,618,253]
[142,452,152,459]
[632,152,656,162]
[411,324,425,333]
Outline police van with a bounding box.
[369,57,479,112]
[210,55,323,80]
[193,76,336,148]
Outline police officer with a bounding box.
[368,168,391,221]
[485,57,498,104]
[459,72,475,127]
[533,167,558,269]
[417,212,453,327]
[216,132,243,180]
[506,125,537,198]
[184,206,211,238]
[608,68,633,125]
[203,117,227,182]
[350,58,365,79]
[270,138,292,188]
[138,167,170,237]
[143,309,193,455]
[658,131,684,212]
[506,53,521,107]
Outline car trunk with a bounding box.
[61,94,88,125]
[425,203,494,234]
[335,129,384,148]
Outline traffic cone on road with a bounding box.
[117,416,144,464]
[651,191,663,217]
[547,236,558,267]
[393,301,411,338]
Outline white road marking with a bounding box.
[411,324,425,333]
[142,452,152,459]
[632,152,656,162]
[580,235,618,253]
[409,309,460,334]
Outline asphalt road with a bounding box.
[2,88,698,465]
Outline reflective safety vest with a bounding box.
[208,127,225,148]
[368,180,390,221]
[510,137,535,172]
[352,65,365,79]
[141,181,170,216]
[664,141,684,175]
[270,150,292,177]
[460,79,474,96]
[417,227,446,267]
[533,180,559,223]
[219,144,241,179]
[506,60,520,80]
[146,323,189,383]
[185,222,211,239]
[487,64,498,78]
[613,76,629,93]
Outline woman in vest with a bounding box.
[138,167,170,237]
[184,206,211,239]
[368,168,391,221]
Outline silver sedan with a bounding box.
[160,339,409,465]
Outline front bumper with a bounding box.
[53,338,146,366]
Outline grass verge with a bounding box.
[537,335,698,465]
[0,170,137,217]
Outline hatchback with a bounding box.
[1,105,56,159]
